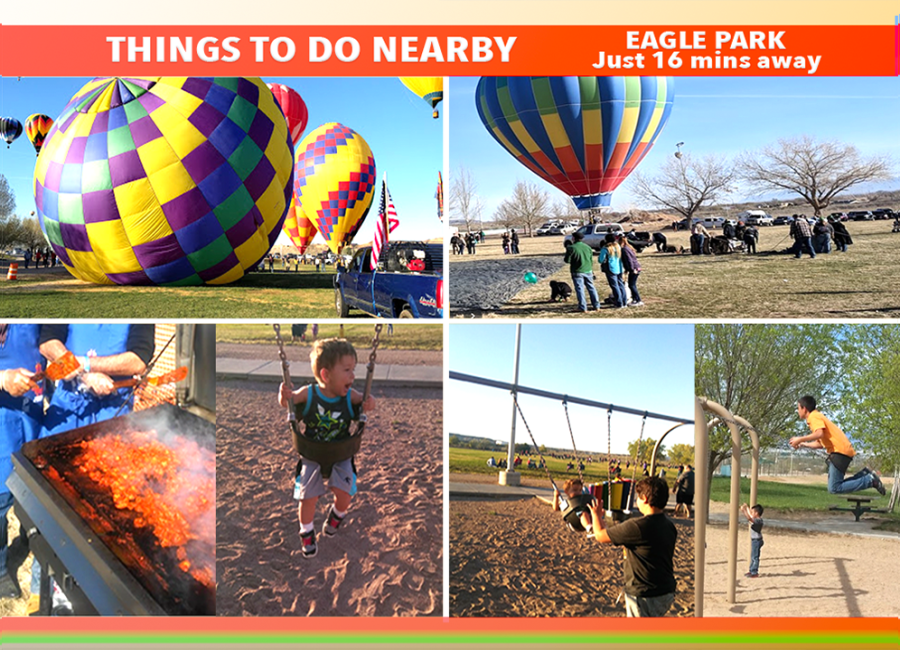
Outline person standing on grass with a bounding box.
[563,232,600,312]
[618,235,644,307]
[790,218,816,259]
[789,395,885,496]
[597,234,626,308]
[830,217,853,252]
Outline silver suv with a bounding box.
[563,223,625,250]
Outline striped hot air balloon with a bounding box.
[399,77,444,118]
[33,77,294,285]
[293,123,376,256]
[1,116,23,148]
[266,83,308,147]
[475,76,674,209]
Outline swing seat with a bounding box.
[291,420,365,478]
[590,480,635,512]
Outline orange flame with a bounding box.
[71,430,215,584]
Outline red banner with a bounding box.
[1,25,896,76]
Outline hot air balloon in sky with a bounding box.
[282,195,318,255]
[33,77,294,285]
[1,117,23,147]
[475,76,674,209]
[25,113,54,155]
[399,77,443,118]
[293,122,376,255]
[266,82,308,147]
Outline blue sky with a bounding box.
[0,76,443,243]
[449,76,900,220]
[448,323,695,455]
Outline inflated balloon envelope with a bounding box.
[281,195,318,255]
[33,77,294,285]
[475,76,674,210]
[293,122,376,256]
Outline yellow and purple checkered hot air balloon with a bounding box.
[293,123,376,256]
[282,195,318,255]
[475,76,674,210]
[33,77,294,285]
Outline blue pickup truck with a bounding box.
[334,242,444,319]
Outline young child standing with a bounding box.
[740,503,764,578]
[278,338,376,558]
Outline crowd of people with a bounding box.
[20,248,57,269]
[450,231,488,255]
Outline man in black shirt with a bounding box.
[588,477,677,617]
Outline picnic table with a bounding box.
[829,496,883,521]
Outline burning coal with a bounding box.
[70,429,216,586]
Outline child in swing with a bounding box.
[278,338,376,558]
[552,478,594,534]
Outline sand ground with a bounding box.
[449,483,695,617]
[216,380,443,616]
[701,501,900,617]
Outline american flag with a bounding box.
[371,174,399,270]
[436,171,444,222]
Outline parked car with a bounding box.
[772,216,793,226]
[334,242,443,319]
[848,211,874,221]
[738,210,774,226]
[535,222,557,236]
[548,223,577,236]
[871,208,895,220]
[563,223,625,250]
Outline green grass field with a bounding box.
[449,447,656,485]
[0,267,347,318]
[217,323,443,350]
[450,220,900,318]
[451,448,899,523]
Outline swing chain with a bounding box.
[512,392,559,493]
[629,412,648,486]
[368,324,383,369]
[562,398,584,485]
[272,324,296,424]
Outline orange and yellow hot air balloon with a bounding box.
[282,195,318,255]
[399,77,443,119]
[25,114,54,155]
[293,123,376,255]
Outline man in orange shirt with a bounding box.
[789,395,886,496]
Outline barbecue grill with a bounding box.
[8,403,215,616]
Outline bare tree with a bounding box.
[449,166,483,234]
[0,213,25,251]
[0,174,16,221]
[496,180,551,237]
[550,197,582,224]
[492,201,520,231]
[738,136,893,217]
[631,153,736,219]
[20,215,47,252]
